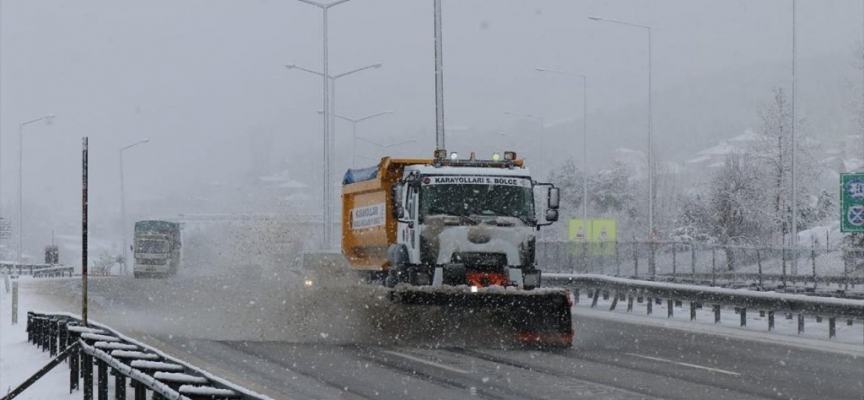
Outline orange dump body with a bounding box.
[341,157,432,271]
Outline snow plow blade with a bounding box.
[389,287,574,347]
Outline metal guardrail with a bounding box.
[10,312,272,400]
[538,241,864,292]
[545,274,864,340]
[0,262,74,277]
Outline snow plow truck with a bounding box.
[341,149,573,346]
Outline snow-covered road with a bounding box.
[2,275,862,399]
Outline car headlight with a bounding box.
[304,279,314,287]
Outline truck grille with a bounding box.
[451,252,507,272]
[137,258,166,265]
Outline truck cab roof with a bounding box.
[406,164,532,178]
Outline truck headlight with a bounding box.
[304,279,314,287]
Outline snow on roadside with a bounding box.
[571,289,864,350]
[0,277,80,399]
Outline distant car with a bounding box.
[288,252,350,288]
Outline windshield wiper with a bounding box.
[484,208,535,226]
[426,207,480,225]
[457,213,481,225]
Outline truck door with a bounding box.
[404,185,421,264]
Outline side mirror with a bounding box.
[396,204,406,219]
[545,209,559,222]
[548,187,560,210]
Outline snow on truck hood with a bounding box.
[421,216,535,266]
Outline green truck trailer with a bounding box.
[133,220,181,278]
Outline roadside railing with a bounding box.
[0,262,74,278]
[3,312,272,400]
[545,274,864,341]
[538,241,864,294]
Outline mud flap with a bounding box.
[389,288,573,347]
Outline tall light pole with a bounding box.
[293,0,356,250]
[322,110,394,166]
[18,114,55,268]
[791,0,798,273]
[433,0,446,151]
[589,15,654,240]
[119,139,149,275]
[535,67,589,237]
[502,111,545,179]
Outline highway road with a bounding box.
[21,275,864,400]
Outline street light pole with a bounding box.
[502,111,545,179]
[589,15,653,239]
[286,63,383,153]
[294,0,354,250]
[119,139,149,275]
[535,67,589,236]
[320,110,394,166]
[790,0,799,274]
[18,114,54,269]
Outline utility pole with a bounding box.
[791,0,799,274]
[82,137,89,326]
[434,0,446,150]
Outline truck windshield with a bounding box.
[137,239,169,253]
[419,181,535,221]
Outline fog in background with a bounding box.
[1,0,863,264]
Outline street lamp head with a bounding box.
[45,114,56,124]
[372,63,383,68]
[588,16,603,21]
[316,109,324,114]
[285,64,296,70]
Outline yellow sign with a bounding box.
[569,219,617,255]
[569,219,617,242]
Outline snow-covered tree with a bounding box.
[590,161,636,216]
[707,155,767,269]
[546,158,585,214]
[749,87,821,244]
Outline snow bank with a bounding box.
[797,221,841,247]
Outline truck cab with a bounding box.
[386,150,559,289]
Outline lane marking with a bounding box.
[382,350,470,374]
[625,353,741,377]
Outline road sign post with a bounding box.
[841,173,864,233]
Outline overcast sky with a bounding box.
[1,0,863,252]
